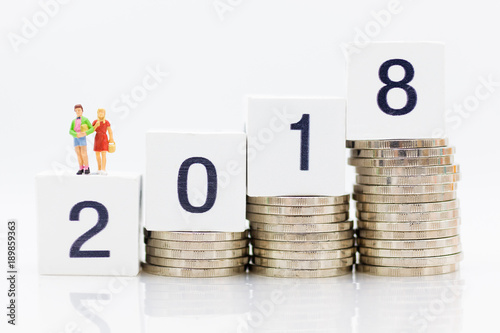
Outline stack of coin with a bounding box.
[246,195,355,278]
[347,138,463,276]
[141,228,250,277]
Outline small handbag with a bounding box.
[108,142,116,153]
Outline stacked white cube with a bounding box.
[36,171,142,276]
[347,42,445,140]
[145,132,247,232]
[247,97,346,196]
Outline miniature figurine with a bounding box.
[69,104,94,175]
[92,108,114,175]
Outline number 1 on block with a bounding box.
[247,97,346,196]
[290,113,310,171]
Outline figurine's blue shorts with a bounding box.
[74,137,87,147]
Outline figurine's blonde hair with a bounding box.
[97,108,106,121]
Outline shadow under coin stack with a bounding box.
[246,195,355,278]
[347,138,463,276]
[142,228,250,277]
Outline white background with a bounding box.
[1,0,500,332]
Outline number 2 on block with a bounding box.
[290,114,310,171]
[377,59,417,116]
[69,201,110,258]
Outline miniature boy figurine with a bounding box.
[92,108,114,175]
[69,104,94,175]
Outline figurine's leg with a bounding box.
[101,152,107,171]
[75,146,83,167]
[95,152,102,170]
[81,146,89,168]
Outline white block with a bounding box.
[146,132,246,232]
[247,97,346,196]
[347,42,445,140]
[36,171,141,276]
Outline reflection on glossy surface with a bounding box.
[139,273,250,332]
[37,268,464,333]
[69,293,112,333]
[138,269,464,333]
[354,271,464,333]
[39,275,141,333]
[245,272,356,333]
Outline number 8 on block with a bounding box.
[145,132,247,232]
[247,97,346,196]
[347,42,445,140]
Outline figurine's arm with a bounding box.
[69,120,78,138]
[83,118,95,136]
[107,125,114,143]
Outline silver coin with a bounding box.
[350,147,456,159]
[358,228,459,240]
[251,229,354,242]
[354,183,457,195]
[253,247,356,260]
[356,174,460,186]
[355,165,460,176]
[145,238,249,250]
[246,204,349,215]
[145,229,249,241]
[145,245,249,259]
[356,263,459,277]
[357,209,460,222]
[250,221,353,233]
[353,192,457,204]
[357,218,460,232]
[145,254,249,269]
[247,212,349,224]
[346,138,449,149]
[253,256,354,269]
[357,236,461,249]
[348,156,453,167]
[247,195,350,206]
[358,245,461,258]
[141,262,246,278]
[359,253,463,267]
[250,264,352,278]
[356,200,459,213]
[252,238,354,251]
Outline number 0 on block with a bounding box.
[347,42,445,140]
[146,132,247,232]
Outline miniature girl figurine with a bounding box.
[92,108,114,175]
[69,104,94,175]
